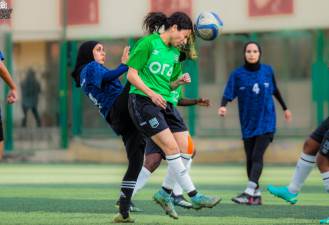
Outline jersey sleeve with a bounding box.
[126,37,151,71]
[223,72,237,101]
[0,51,4,61]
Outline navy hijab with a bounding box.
[243,41,262,72]
[71,41,99,87]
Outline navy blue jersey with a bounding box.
[0,51,4,61]
[223,64,277,139]
[80,61,128,118]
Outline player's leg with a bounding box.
[317,132,329,224]
[172,134,195,209]
[164,106,220,210]
[232,136,256,204]
[247,133,273,205]
[317,130,329,193]
[114,128,145,223]
[132,139,165,197]
[267,117,329,204]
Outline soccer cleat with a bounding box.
[250,195,262,205]
[190,193,221,210]
[153,189,178,219]
[231,192,253,205]
[115,200,143,212]
[320,217,329,224]
[267,185,298,204]
[113,213,135,223]
[172,194,192,209]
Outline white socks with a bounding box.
[321,171,329,193]
[162,153,195,193]
[288,153,316,194]
[172,154,192,196]
[244,181,257,196]
[132,166,152,197]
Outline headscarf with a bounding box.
[243,41,262,72]
[71,41,99,87]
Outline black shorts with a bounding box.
[128,94,187,137]
[310,117,329,144]
[145,138,166,159]
[319,130,329,158]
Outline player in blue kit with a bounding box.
[71,41,145,223]
[218,41,292,205]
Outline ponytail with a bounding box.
[143,12,168,33]
[143,11,193,34]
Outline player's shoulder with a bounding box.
[260,64,274,72]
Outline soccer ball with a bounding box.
[194,12,223,41]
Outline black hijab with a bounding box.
[243,41,262,72]
[71,41,99,87]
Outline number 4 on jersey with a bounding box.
[252,83,260,95]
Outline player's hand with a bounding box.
[284,109,292,123]
[218,106,226,117]
[7,89,17,104]
[121,46,130,64]
[197,98,210,107]
[177,73,191,85]
[150,92,167,109]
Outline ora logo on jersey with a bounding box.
[149,62,173,77]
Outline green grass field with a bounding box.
[0,163,327,225]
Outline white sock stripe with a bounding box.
[181,153,192,160]
[300,157,316,164]
[166,153,181,161]
[122,181,137,184]
[121,185,135,189]
[121,186,135,189]
[300,153,316,163]
[121,183,136,186]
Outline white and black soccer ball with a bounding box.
[195,12,224,41]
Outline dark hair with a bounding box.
[143,11,193,34]
[71,41,99,87]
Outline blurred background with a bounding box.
[0,0,328,163]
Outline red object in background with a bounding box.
[67,0,99,25]
[249,0,293,17]
[0,0,12,26]
[150,0,192,17]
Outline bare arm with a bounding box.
[178,98,210,107]
[0,62,17,103]
[170,73,191,90]
[127,67,166,109]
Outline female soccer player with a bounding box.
[0,50,17,159]
[130,87,210,210]
[126,11,220,219]
[71,41,145,223]
[218,41,292,205]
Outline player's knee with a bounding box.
[303,138,320,155]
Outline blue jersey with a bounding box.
[223,64,277,139]
[80,61,128,118]
[0,51,4,61]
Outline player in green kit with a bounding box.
[126,12,220,219]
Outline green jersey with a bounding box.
[127,33,182,102]
[169,85,183,107]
